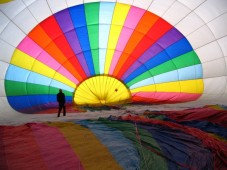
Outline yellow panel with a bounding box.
[47,122,123,170]
[11,49,35,70]
[130,80,204,94]
[130,84,156,93]
[74,75,131,105]
[180,79,204,93]
[112,3,131,25]
[104,3,131,74]
[104,49,115,73]
[0,0,12,4]
[11,49,76,89]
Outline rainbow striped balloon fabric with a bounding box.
[1,105,227,170]
[5,2,203,112]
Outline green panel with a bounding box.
[173,51,201,67]
[5,80,27,96]
[85,3,100,74]
[91,49,99,74]
[5,80,73,96]
[127,51,201,87]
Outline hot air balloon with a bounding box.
[1,0,226,114]
[0,1,227,170]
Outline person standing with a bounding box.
[57,89,66,117]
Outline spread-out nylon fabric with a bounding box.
[0,106,226,170]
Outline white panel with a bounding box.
[225,57,227,76]
[0,40,15,63]
[0,61,7,97]
[0,0,26,20]
[84,0,101,3]
[196,41,223,63]
[208,13,227,39]
[178,0,205,10]
[0,61,8,80]
[187,25,215,49]
[117,0,133,5]
[162,1,190,26]
[194,0,227,23]
[133,0,153,10]
[202,58,226,78]
[66,0,83,7]
[0,11,9,34]
[0,97,19,115]
[203,76,226,94]
[148,0,175,17]
[22,0,36,6]
[199,93,227,105]
[27,0,52,22]
[13,8,37,34]
[0,22,25,47]
[0,80,6,97]
[218,36,227,57]
[176,12,205,36]
[47,0,67,13]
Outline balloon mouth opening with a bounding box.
[73,75,132,106]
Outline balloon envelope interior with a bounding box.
[3,2,205,113]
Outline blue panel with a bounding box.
[8,95,72,113]
[69,5,95,75]
[99,25,111,48]
[27,72,51,85]
[129,65,203,89]
[124,38,194,83]
[124,51,169,83]
[165,38,192,59]
[178,65,196,80]
[69,4,86,28]
[5,65,74,92]
[195,64,203,79]
[5,65,30,82]
[154,70,178,84]
[78,120,140,169]
[7,96,32,111]
[99,2,115,24]
[99,48,106,74]
[50,80,74,92]
[129,77,155,90]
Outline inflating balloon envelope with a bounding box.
[0,1,227,170]
[0,0,227,113]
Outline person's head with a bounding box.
[59,89,62,93]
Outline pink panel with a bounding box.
[132,92,201,103]
[17,37,78,84]
[30,123,84,170]
[124,6,146,29]
[109,6,145,74]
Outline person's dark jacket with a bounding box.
[57,92,65,104]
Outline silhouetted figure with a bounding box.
[57,89,66,117]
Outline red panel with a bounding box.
[131,92,201,104]
[30,123,84,169]
[0,125,47,170]
[113,12,159,76]
[40,16,86,80]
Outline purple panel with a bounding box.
[157,28,183,49]
[122,43,163,79]
[54,9,90,77]
[76,52,90,76]
[122,28,183,79]
[54,10,74,32]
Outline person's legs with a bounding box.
[63,105,66,116]
[57,105,63,117]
